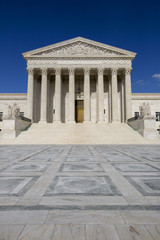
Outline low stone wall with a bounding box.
[1,118,31,138]
[0,122,3,131]
[128,116,159,140]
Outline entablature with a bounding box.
[27,59,132,70]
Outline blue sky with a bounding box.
[0,0,160,93]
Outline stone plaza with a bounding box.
[0,144,160,239]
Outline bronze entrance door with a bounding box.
[75,100,84,123]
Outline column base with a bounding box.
[84,120,91,123]
[97,120,105,124]
[39,120,47,124]
[54,121,62,124]
[112,120,120,123]
[68,120,76,123]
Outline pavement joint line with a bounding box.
[91,146,142,196]
[109,145,147,163]
[0,144,160,231]
[109,146,160,171]
[16,146,72,204]
[0,146,51,171]
[0,205,160,211]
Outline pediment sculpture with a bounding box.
[34,42,124,56]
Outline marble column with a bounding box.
[55,68,61,123]
[124,68,132,121]
[108,74,112,123]
[27,68,34,121]
[40,68,48,123]
[69,68,75,123]
[111,68,118,122]
[33,74,38,123]
[84,68,91,122]
[121,76,125,122]
[98,68,104,122]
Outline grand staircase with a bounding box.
[0,122,155,144]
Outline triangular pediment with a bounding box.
[23,37,136,59]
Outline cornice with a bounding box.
[22,37,136,59]
[132,93,160,100]
[25,56,134,61]
[0,93,27,100]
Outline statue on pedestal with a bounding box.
[12,103,20,118]
[139,102,151,118]
[6,103,20,119]
[8,105,12,117]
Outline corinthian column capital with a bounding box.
[84,68,90,75]
[124,68,132,75]
[27,68,34,76]
[97,68,104,75]
[111,68,118,75]
[55,68,61,75]
[41,68,48,76]
[68,68,75,75]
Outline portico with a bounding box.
[24,37,136,123]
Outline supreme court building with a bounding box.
[0,37,160,125]
[24,37,135,124]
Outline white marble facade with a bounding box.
[23,37,135,123]
[0,37,160,125]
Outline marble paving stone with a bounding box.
[125,176,160,196]
[102,154,138,162]
[45,176,122,196]
[2,162,50,172]
[56,172,106,177]
[23,157,52,162]
[112,163,160,172]
[52,224,85,240]
[16,197,42,206]
[18,224,54,240]
[0,225,24,240]
[0,210,48,224]
[146,196,160,205]
[0,197,18,206]
[59,163,104,172]
[64,157,98,162]
[115,224,156,240]
[3,162,49,172]
[145,225,160,240]
[46,210,124,224]
[40,196,128,206]
[18,147,71,203]
[85,224,120,240]
[0,144,160,236]
[125,196,150,205]
[120,210,160,224]
[145,156,160,162]
[0,176,37,196]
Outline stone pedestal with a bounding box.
[138,116,158,140]
[2,117,31,138]
[128,116,158,140]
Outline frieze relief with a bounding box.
[33,42,125,56]
[27,59,131,68]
